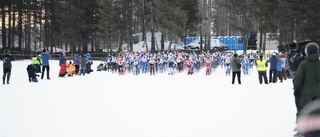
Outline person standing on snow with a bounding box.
[293,42,320,131]
[256,55,269,84]
[40,49,52,80]
[80,54,87,76]
[290,45,307,127]
[1,49,14,84]
[84,53,92,74]
[276,55,284,83]
[59,52,66,66]
[269,52,278,83]
[279,52,288,80]
[231,53,241,85]
[73,51,80,75]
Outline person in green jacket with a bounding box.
[31,54,41,73]
[294,42,320,117]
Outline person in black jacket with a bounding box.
[290,45,307,78]
[291,45,307,122]
[1,49,14,84]
[26,64,39,82]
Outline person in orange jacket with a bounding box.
[67,61,75,77]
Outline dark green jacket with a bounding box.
[231,57,241,72]
[293,54,320,111]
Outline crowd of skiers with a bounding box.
[2,42,320,137]
[97,51,221,76]
[0,47,307,86]
[94,50,294,84]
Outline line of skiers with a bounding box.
[95,50,294,84]
[97,51,222,76]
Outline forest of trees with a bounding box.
[1,0,320,54]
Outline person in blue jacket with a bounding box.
[276,55,284,83]
[59,52,66,66]
[73,51,80,75]
[40,49,52,80]
[84,53,92,74]
[269,52,278,83]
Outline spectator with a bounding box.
[40,49,52,80]
[80,54,86,76]
[26,64,39,83]
[59,52,66,66]
[256,55,269,84]
[1,49,14,84]
[31,54,41,73]
[293,42,320,136]
[73,51,80,75]
[231,53,241,85]
[269,52,278,83]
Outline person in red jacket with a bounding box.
[59,61,68,77]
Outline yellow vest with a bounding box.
[32,57,41,64]
[256,59,267,71]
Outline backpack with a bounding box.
[234,60,241,69]
[237,63,241,69]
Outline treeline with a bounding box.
[213,0,320,51]
[1,0,320,54]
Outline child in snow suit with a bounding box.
[67,61,75,76]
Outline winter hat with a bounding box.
[259,55,263,59]
[305,42,319,56]
[4,49,10,55]
[234,54,238,57]
[297,100,320,137]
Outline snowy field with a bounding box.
[0,59,296,137]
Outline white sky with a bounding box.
[0,59,297,137]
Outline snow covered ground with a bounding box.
[0,59,297,137]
